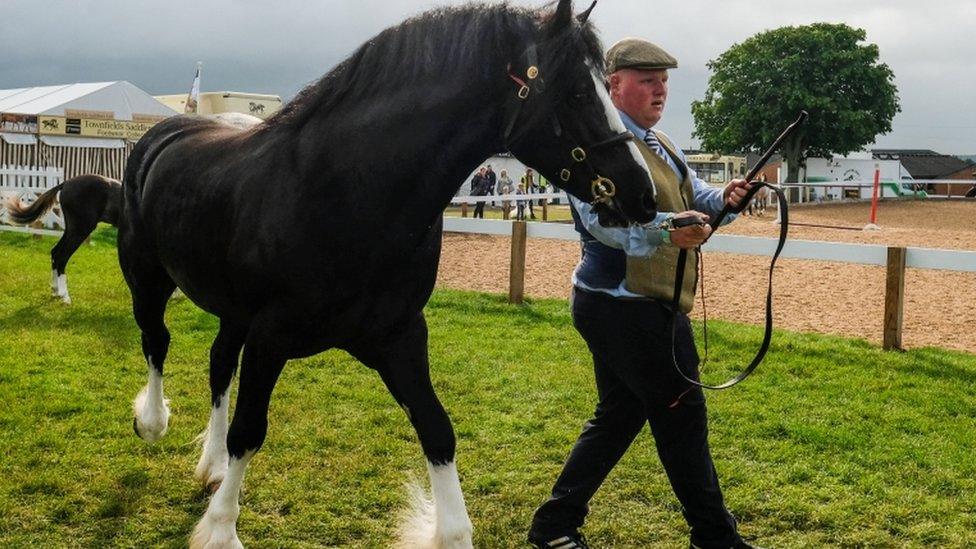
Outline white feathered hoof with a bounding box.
[395,482,473,549]
[189,510,243,549]
[60,294,72,305]
[132,385,170,442]
[195,450,228,493]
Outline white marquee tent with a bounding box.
[0,81,178,181]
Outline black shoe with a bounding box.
[530,532,589,548]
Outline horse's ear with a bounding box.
[546,0,574,37]
[577,0,597,25]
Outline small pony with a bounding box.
[5,174,121,304]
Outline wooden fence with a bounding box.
[443,217,976,351]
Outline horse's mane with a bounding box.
[264,2,605,130]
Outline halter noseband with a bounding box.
[502,43,632,207]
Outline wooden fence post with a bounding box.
[542,199,548,221]
[460,201,468,218]
[883,246,907,350]
[509,220,527,304]
[502,200,510,220]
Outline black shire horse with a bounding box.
[119,2,656,547]
[5,174,121,304]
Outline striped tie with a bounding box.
[643,129,666,158]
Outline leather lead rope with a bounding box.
[671,183,788,390]
[670,111,807,390]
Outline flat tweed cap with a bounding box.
[606,38,678,73]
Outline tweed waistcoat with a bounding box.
[624,132,698,312]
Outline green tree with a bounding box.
[691,23,900,183]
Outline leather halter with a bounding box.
[669,111,807,391]
[501,43,632,207]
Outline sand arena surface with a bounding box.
[437,200,976,353]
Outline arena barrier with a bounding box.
[0,165,65,234]
[443,216,976,350]
[449,191,568,220]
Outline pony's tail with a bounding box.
[5,183,64,225]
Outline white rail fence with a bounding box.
[0,165,65,233]
[449,191,569,220]
[444,216,976,350]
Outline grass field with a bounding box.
[1,227,974,548]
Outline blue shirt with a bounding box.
[570,110,736,296]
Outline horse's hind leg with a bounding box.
[49,225,93,304]
[49,237,65,296]
[126,265,177,443]
[195,320,246,491]
[349,313,473,549]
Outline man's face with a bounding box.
[609,68,669,128]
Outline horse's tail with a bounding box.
[4,183,64,225]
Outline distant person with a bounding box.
[538,175,550,206]
[515,183,528,221]
[521,168,537,219]
[484,164,497,207]
[746,173,768,216]
[498,169,513,197]
[471,166,488,218]
[499,169,515,217]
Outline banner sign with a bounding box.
[38,116,158,140]
[64,109,114,120]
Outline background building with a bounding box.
[154,91,282,119]
[873,149,976,195]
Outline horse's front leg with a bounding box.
[351,313,473,549]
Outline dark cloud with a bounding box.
[2,0,972,153]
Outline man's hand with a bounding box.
[669,210,711,249]
[724,179,753,209]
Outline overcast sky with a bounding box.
[2,0,973,154]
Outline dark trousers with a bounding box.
[473,201,486,218]
[530,288,740,548]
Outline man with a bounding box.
[484,164,497,207]
[528,38,758,549]
[470,166,487,218]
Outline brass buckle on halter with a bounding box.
[590,176,616,204]
[560,168,572,182]
[571,147,587,162]
[527,66,539,80]
[517,85,530,99]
